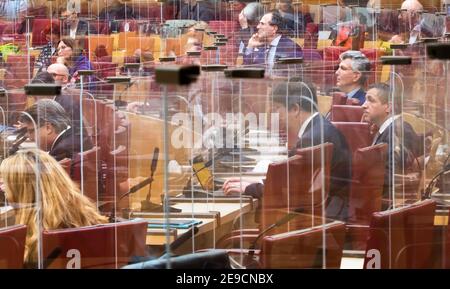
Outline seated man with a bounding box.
[179,0,215,22]
[32,68,83,131]
[276,0,313,35]
[237,2,264,54]
[98,0,135,32]
[362,83,421,209]
[335,50,370,105]
[47,63,70,87]
[390,0,424,44]
[19,99,93,162]
[62,10,98,38]
[223,81,352,222]
[243,11,303,72]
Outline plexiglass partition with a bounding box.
[0,0,449,270]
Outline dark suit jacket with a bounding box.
[50,126,93,162]
[62,20,97,37]
[349,88,366,105]
[244,114,352,222]
[295,114,352,221]
[243,35,303,66]
[374,119,420,207]
[99,4,135,32]
[54,88,81,128]
[179,3,215,22]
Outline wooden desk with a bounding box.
[131,197,258,253]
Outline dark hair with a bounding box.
[368,82,402,112]
[94,44,108,59]
[42,23,61,36]
[57,38,84,58]
[20,99,71,133]
[31,72,55,84]
[268,10,285,33]
[271,81,318,113]
[368,83,390,104]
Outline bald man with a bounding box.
[390,0,424,44]
[47,63,70,86]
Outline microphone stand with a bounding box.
[141,147,181,213]
[8,129,28,156]
[423,153,450,200]
[243,208,303,268]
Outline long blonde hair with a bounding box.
[0,149,108,265]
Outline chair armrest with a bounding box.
[346,224,370,251]
[216,234,260,249]
[216,229,259,248]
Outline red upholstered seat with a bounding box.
[0,225,27,269]
[0,90,27,124]
[331,92,347,105]
[346,144,388,250]
[71,146,100,205]
[42,220,148,269]
[226,221,346,269]
[31,18,60,47]
[262,143,333,234]
[330,105,364,122]
[259,221,346,268]
[323,46,348,61]
[4,55,35,89]
[92,62,117,79]
[58,158,72,176]
[332,122,371,154]
[363,199,436,269]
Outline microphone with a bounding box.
[13,126,27,136]
[244,208,304,268]
[8,134,28,156]
[43,247,62,269]
[111,147,180,222]
[139,147,181,213]
[159,226,200,259]
[141,147,162,212]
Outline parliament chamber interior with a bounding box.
[0,0,448,269]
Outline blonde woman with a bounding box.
[0,149,108,267]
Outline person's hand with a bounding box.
[13,121,24,129]
[222,178,253,195]
[389,34,404,44]
[127,101,144,113]
[238,11,248,29]
[56,56,66,65]
[247,33,263,49]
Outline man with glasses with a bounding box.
[19,99,92,162]
[335,50,370,105]
[390,0,424,44]
[243,11,303,72]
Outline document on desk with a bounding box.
[147,219,202,229]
